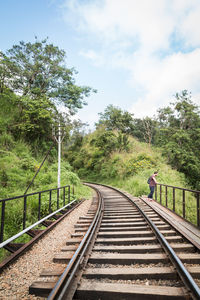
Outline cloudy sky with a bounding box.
[1,0,200,128]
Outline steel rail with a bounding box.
[133,199,200,300]
[87,182,200,300]
[139,196,200,252]
[0,199,77,249]
[47,185,103,300]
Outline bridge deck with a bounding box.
[138,195,200,249]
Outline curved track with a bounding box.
[30,183,200,300]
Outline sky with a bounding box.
[1,0,200,129]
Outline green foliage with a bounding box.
[96,104,134,134]
[13,95,55,142]
[132,117,157,145]
[124,153,155,176]
[0,88,54,146]
[0,38,95,113]
[92,130,119,155]
[0,170,8,187]
[67,126,133,180]
[117,132,130,151]
[155,90,200,189]
[0,38,96,150]
[0,38,96,261]
[67,125,162,181]
[0,139,81,199]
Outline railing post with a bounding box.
[165,186,168,207]
[38,192,41,220]
[68,186,70,204]
[57,188,59,209]
[183,190,185,219]
[63,187,65,206]
[0,201,6,243]
[155,185,157,201]
[173,188,175,212]
[23,196,27,230]
[49,190,52,214]
[197,193,200,228]
[160,185,162,204]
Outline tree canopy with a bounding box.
[0,38,95,114]
[0,38,96,146]
[96,104,134,134]
[155,91,200,189]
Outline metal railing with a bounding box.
[155,183,200,228]
[0,185,71,243]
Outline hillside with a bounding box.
[66,126,187,197]
[0,138,91,200]
[0,124,188,201]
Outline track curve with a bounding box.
[31,183,200,300]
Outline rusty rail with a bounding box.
[47,184,103,300]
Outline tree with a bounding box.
[131,117,157,145]
[173,90,200,130]
[141,117,156,146]
[157,90,200,131]
[0,38,95,114]
[0,51,17,94]
[0,38,96,147]
[155,90,200,189]
[96,105,134,134]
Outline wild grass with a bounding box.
[82,137,198,227]
[0,139,92,262]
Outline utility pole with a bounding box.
[53,120,65,188]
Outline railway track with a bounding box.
[30,183,200,299]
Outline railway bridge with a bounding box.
[0,181,200,299]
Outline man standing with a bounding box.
[148,171,158,200]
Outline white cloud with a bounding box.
[64,0,175,52]
[129,49,200,117]
[179,6,200,47]
[79,49,105,66]
[62,0,200,120]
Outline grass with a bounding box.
[0,139,92,262]
[83,141,198,227]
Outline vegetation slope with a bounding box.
[67,126,186,197]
